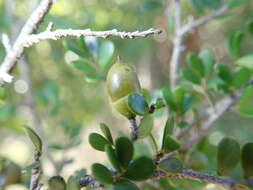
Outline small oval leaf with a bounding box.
[91,163,114,184]
[237,85,253,117]
[66,176,80,190]
[162,135,181,153]
[158,157,183,173]
[114,179,140,190]
[241,143,253,179]
[128,93,149,116]
[70,60,96,72]
[105,145,122,172]
[98,41,115,68]
[125,156,155,181]
[48,176,66,190]
[217,137,240,176]
[187,53,205,78]
[24,126,42,153]
[100,123,114,144]
[88,133,111,151]
[115,137,134,168]
[137,115,153,139]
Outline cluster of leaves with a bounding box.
[88,123,183,190]
[64,37,115,83]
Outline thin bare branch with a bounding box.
[0,0,53,84]
[154,170,238,189]
[169,4,228,88]
[79,175,104,188]
[23,28,162,47]
[179,5,228,36]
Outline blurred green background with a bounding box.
[0,0,253,189]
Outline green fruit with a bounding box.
[106,62,141,102]
[106,62,141,119]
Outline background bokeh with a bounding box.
[0,0,253,189]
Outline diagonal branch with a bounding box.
[0,0,53,84]
[169,3,228,88]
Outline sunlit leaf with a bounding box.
[24,126,42,153]
[98,41,115,68]
[236,55,253,70]
[237,85,253,117]
[137,115,153,139]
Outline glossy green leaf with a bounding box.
[173,87,185,112]
[161,88,176,111]
[217,137,240,175]
[125,156,155,181]
[215,64,232,85]
[105,145,122,172]
[158,157,183,173]
[98,41,115,68]
[100,123,114,144]
[48,176,66,190]
[241,143,253,179]
[162,135,181,153]
[137,115,153,139]
[228,0,246,9]
[115,137,134,168]
[114,179,140,190]
[70,60,96,72]
[66,176,80,190]
[84,36,99,59]
[24,126,42,153]
[91,163,114,184]
[226,31,245,57]
[88,133,111,151]
[236,55,253,70]
[237,86,253,117]
[199,49,214,76]
[232,67,252,88]
[187,53,205,77]
[180,68,201,84]
[162,115,174,150]
[128,93,149,116]
[84,73,104,83]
